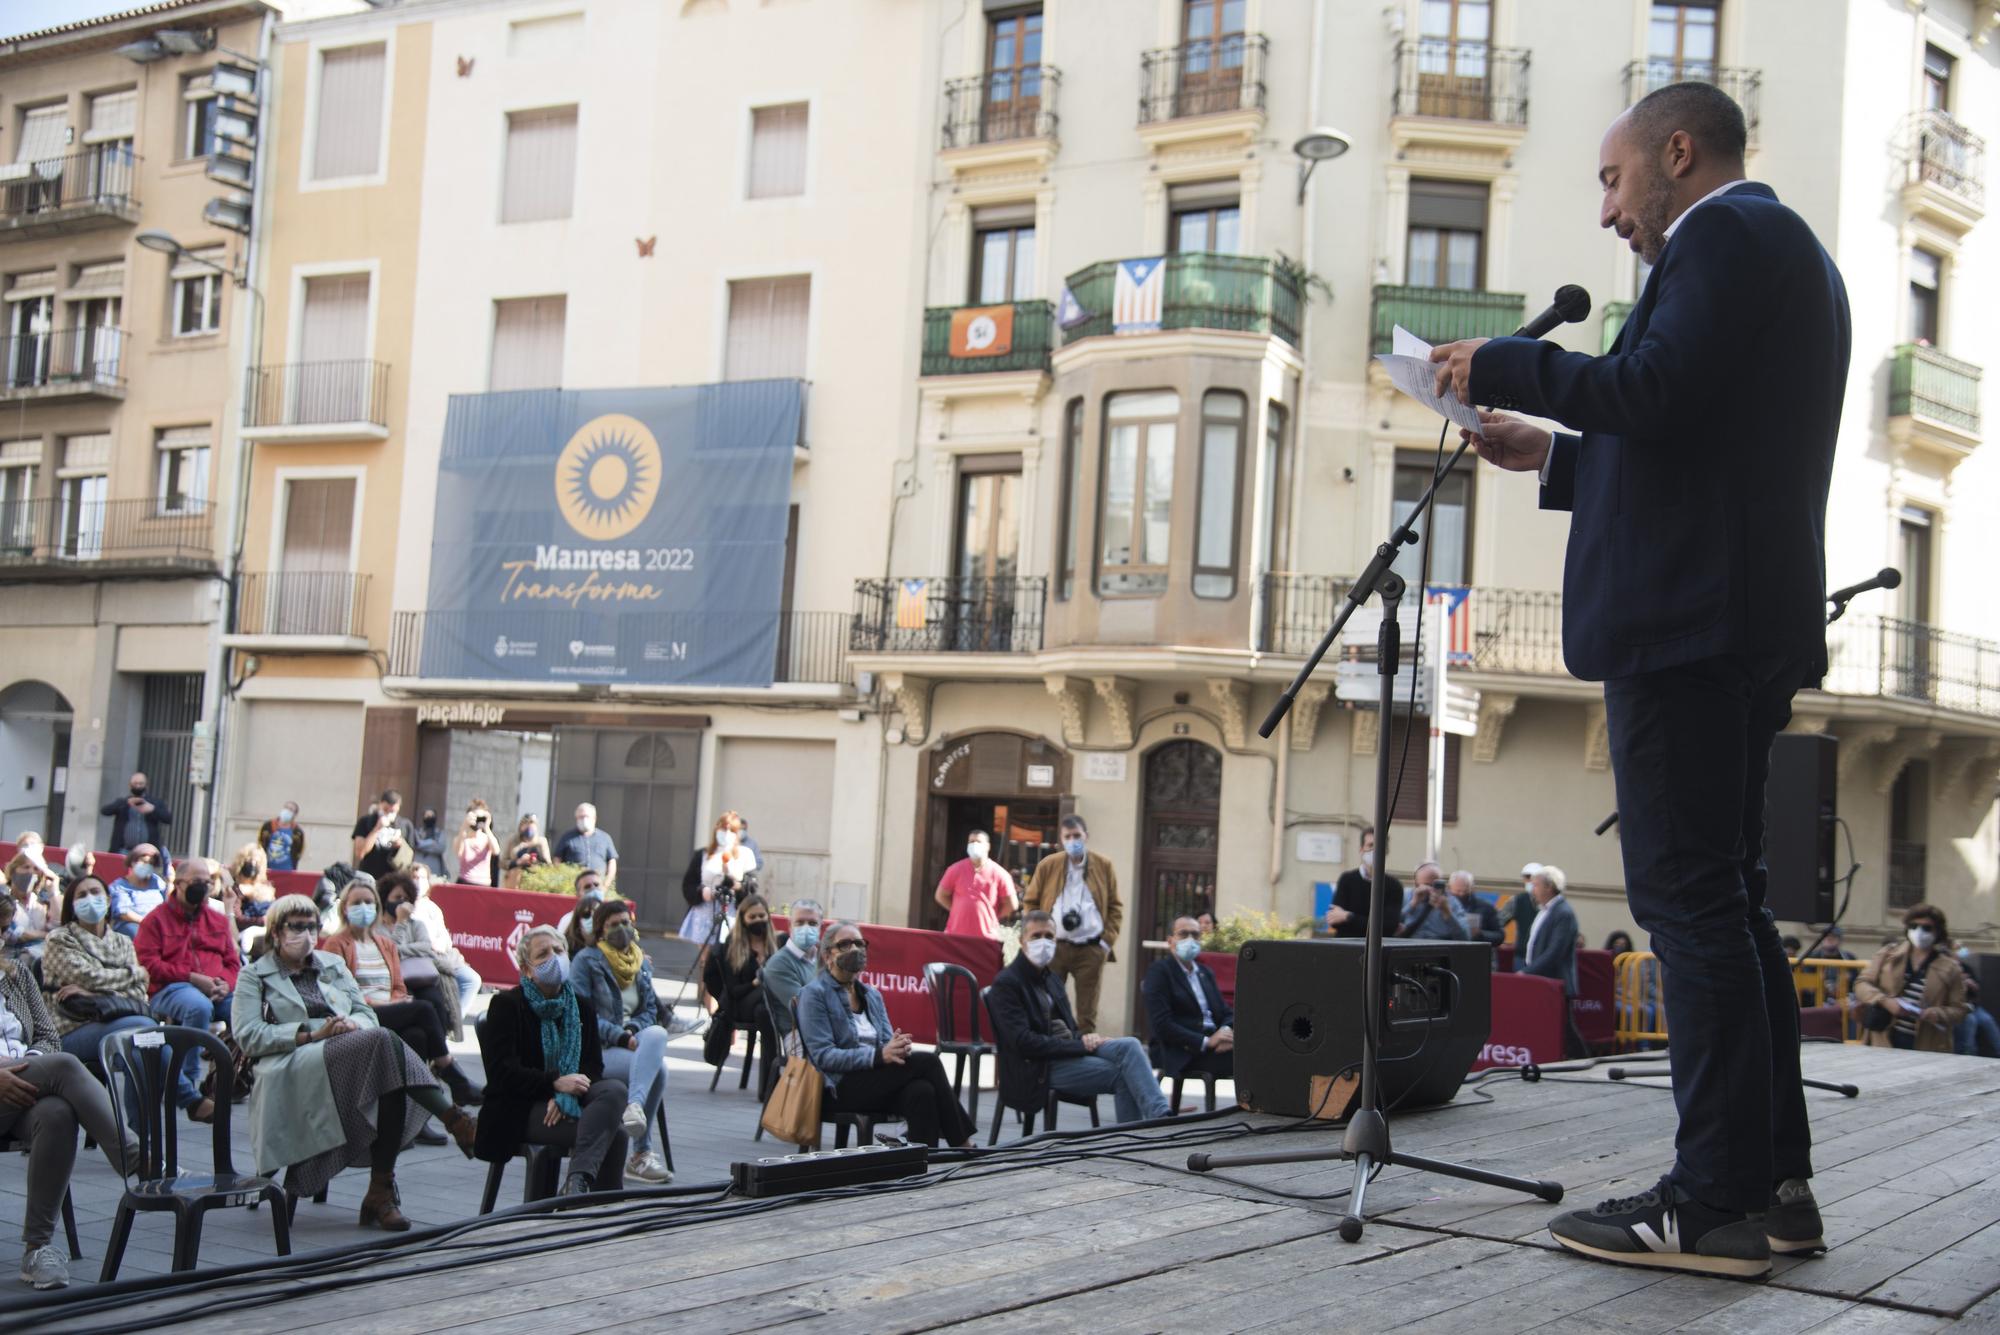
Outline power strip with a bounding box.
[730,1143,929,1197]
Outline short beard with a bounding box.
[1634,161,1678,264]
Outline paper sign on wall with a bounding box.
[1296,832,1344,865]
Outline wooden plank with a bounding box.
[1861,1216,2000,1315]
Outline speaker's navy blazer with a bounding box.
[1470,182,1852,682]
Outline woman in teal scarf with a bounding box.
[472,925,630,1195]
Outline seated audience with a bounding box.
[136,858,240,1122]
[1809,925,1856,962]
[1603,930,1635,955]
[1954,944,1999,1059]
[1196,911,1217,936]
[796,923,976,1148]
[108,844,169,940]
[476,926,629,1195]
[1856,903,1968,1052]
[403,863,483,1003]
[1144,916,1233,1091]
[763,898,823,1043]
[558,868,609,951]
[0,954,141,1290]
[988,910,1170,1125]
[40,876,157,1067]
[320,880,479,1109]
[231,843,277,918]
[703,892,780,1074]
[235,895,476,1232]
[572,898,672,1183]
[1450,871,1505,946]
[4,839,60,958]
[378,871,467,1035]
[257,801,305,873]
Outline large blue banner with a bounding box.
[422,381,802,686]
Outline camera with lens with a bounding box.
[716,870,758,912]
[1061,908,1083,933]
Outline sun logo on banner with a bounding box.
[555,413,661,541]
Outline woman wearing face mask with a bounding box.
[376,872,468,1038]
[934,829,1020,941]
[680,812,755,1011]
[795,923,977,1149]
[235,895,477,1231]
[1855,904,1968,1052]
[503,814,551,889]
[4,836,61,955]
[571,899,672,1183]
[320,883,481,1107]
[231,842,277,926]
[702,893,782,1081]
[559,871,610,956]
[475,926,629,1196]
[455,800,500,888]
[41,875,159,1067]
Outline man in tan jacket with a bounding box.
[1022,814,1122,1032]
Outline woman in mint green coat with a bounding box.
[233,895,477,1231]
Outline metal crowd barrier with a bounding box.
[1612,952,1867,1049]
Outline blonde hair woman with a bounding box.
[454,799,500,887]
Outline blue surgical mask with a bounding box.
[74,894,109,925]
[345,903,378,930]
[791,923,819,954]
[533,950,570,987]
[1174,936,1202,963]
[1063,838,1086,859]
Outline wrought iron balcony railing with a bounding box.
[1393,39,1530,124]
[1140,34,1267,123]
[921,300,1054,376]
[850,576,1046,654]
[0,147,140,236]
[1903,109,1986,208]
[1622,60,1761,143]
[0,326,126,397]
[1889,343,1982,437]
[235,571,370,640]
[245,359,391,431]
[941,67,1059,149]
[1370,285,1525,356]
[1062,253,1300,348]
[0,496,213,575]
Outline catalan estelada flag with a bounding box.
[895,578,930,629]
[1113,257,1165,333]
[1425,585,1474,665]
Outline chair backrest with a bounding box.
[924,962,983,1047]
[100,1024,238,1183]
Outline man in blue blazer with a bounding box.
[1520,866,1579,997]
[1143,917,1234,1085]
[1430,83,1848,1279]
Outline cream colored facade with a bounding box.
[0,1,278,858]
[200,0,1999,1037]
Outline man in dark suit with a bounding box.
[1520,866,1579,997]
[1143,917,1233,1091]
[1324,827,1401,939]
[1430,82,1848,1278]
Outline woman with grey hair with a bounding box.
[473,925,629,1195]
[234,894,477,1232]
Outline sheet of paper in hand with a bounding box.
[1375,325,1483,433]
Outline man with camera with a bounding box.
[1022,814,1122,1034]
[351,790,417,881]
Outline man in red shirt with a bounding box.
[135,858,240,1122]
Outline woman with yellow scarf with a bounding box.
[570,898,673,1183]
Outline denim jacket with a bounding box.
[570,946,660,1047]
[795,971,892,1091]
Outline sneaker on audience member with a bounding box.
[1763,1178,1826,1256]
[20,1245,67,1290]
[621,1100,649,1141]
[1548,1176,1770,1278]
[627,1149,672,1183]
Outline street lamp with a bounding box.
[137,228,246,283]
[1293,127,1353,204]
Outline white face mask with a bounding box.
[716,830,736,850]
[1360,851,1374,878]
[1023,937,1057,967]
[967,842,989,863]
[1908,926,1937,951]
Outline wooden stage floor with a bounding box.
[14,1043,2000,1334]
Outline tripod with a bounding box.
[670,882,739,1034]
[1190,433,1563,1242]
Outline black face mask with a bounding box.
[237,863,257,881]
[182,880,211,906]
[131,785,147,797]
[744,920,769,937]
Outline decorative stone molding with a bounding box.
[1937,737,2000,803]
[883,673,932,745]
[1043,675,1090,748]
[1472,691,1519,764]
[1583,700,1610,772]
[1290,680,1331,753]
[1352,707,1380,758]
[1784,715,1831,735]
[1206,678,1250,750]
[1091,676,1139,749]
[1835,723,1899,785]
[1873,728,1943,795]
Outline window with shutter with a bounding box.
[280,477,358,573]
[1386,714,1460,824]
[14,105,67,163]
[312,43,388,180]
[747,103,808,199]
[501,106,579,223]
[724,276,810,380]
[490,296,567,390]
[156,426,211,516]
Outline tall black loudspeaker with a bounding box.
[1232,939,1490,1118]
[1767,732,1838,924]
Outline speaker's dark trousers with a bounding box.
[1603,652,1814,1215]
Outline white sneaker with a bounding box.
[621,1099,649,1140]
[627,1149,673,1184]
[21,1244,68,1290]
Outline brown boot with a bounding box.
[441,1106,478,1159]
[359,1170,411,1231]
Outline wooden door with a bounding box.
[1178,0,1246,118]
[1134,741,1221,1032]
[984,8,1043,142]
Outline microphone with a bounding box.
[1828,568,1901,604]
[1513,285,1592,340]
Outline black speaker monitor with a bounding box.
[1233,939,1491,1119]
[1767,732,1838,924]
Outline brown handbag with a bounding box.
[760,1054,824,1149]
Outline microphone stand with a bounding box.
[1188,430,1563,1242]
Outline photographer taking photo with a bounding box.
[680,811,757,1013]
[455,800,500,888]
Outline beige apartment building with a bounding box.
[0,0,278,856]
[184,0,1998,1037]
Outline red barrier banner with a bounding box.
[427,883,570,985]
[773,915,1003,1046]
[1571,949,1617,1047]
[1477,972,1567,1069]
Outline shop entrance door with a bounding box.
[1133,740,1221,1035]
